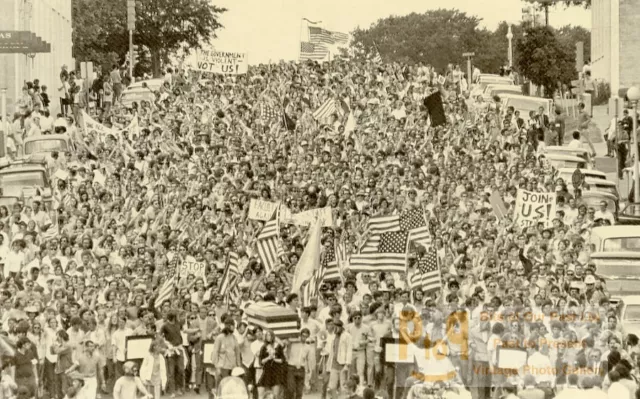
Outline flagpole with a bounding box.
[299,18,304,62]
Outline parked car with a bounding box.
[543,153,588,170]
[501,94,554,123]
[618,203,640,225]
[615,296,640,338]
[23,134,75,157]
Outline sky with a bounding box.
[208,0,591,65]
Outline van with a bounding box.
[542,153,588,170]
[483,84,522,101]
[501,94,554,123]
[544,146,593,167]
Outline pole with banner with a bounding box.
[463,52,474,88]
[127,0,136,80]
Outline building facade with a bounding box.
[0,0,73,114]
[591,0,640,96]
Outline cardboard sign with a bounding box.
[190,50,248,75]
[178,259,207,280]
[290,207,334,227]
[514,189,557,227]
[248,199,279,221]
[489,191,509,220]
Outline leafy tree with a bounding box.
[516,26,576,97]
[72,0,226,77]
[524,0,591,8]
[556,25,591,63]
[350,9,495,71]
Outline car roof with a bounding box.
[127,79,164,89]
[544,153,584,161]
[545,146,588,154]
[579,191,618,199]
[619,296,640,306]
[24,134,71,143]
[557,168,606,177]
[591,226,640,240]
[503,94,552,103]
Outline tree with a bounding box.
[72,0,226,77]
[516,26,576,97]
[350,9,495,71]
[556,25,591,62]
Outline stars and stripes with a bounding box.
[219,252,239,295]
[360,215,401,254]
[401,208,431,246]
[312,98,338,121]
[321,240,340,281]
[260,102,280,124]
[155,272,176,308]
[350,230,408,274]
[300,41,328,61]
[372,49,382,64]
[257,219,284,274]
[309,27,334,44]
[332,31,349,45]
[410,247,442,293]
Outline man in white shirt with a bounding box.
[567,130,583,149]
[593,201,616,225]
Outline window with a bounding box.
[602,237,640,252]
[25,139,68,154]
[624,305,640,321]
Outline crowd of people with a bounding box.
[0,55,637,399]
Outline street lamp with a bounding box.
[506,25,514,69]
[627,86,640,208]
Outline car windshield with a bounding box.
[603,237,640,252]
[122,91,154,103]
[25,139,68,154]
[624,305,640,321]
[0,171,45,189]
[580,197,616,210]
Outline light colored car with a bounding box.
[569,178,619,198]
[127,78,164,91]
[577,191,620,219]
[615,296,640,338]
[23,134,75,157]
[556,167,607,183]
[121,87,157,108]
[471,74,514,97]
[501,94,554,123]
[590,226,640,253]
[483,84,522,101]
[543,153,588,170]
[0,160,53,204]
[544,146,594,167]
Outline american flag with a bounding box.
[300,41,328,61]
[372,48,382,64]
[257,219,285,274]
[350,230,408,274]
[155,272,176,308]
[410,247,442,293]
[312,98,338,121]
[260,102,280,124]
[332,31,349,45]
[303,272,319,306]
[360,215,400,253]
[401,208,431,246]
[321,239,340,281]
[309,27,334,44]
[219,252,240,295]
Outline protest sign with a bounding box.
[82,112,115,142]
[191,50,248,75]
[514,189,557,227]
[248,199,279,221]
[291,207,334,227]
[178,257,207,280]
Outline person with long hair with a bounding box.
[211,317,241,381]
[256,329,286,399]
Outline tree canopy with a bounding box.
[72,0,226,76]
[516,26,576,97]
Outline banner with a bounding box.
[248,199,279,221]
[190,50,248,75]
[514,190,557,227]
[291,207,334,227]
[82,111,117,143]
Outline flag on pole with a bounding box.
[309,27,335,44]
[291,217,322,294]
[300,42,328,61]
[320,239,341,281]
[401,208,431,246]
[313,98,337,121]
[410,247,442,293]
[260,102,281,125]
[331,32,349,44]
[303,18,321,24]
[219,252,240,295]
[350,230,408,274]
[257,218,284,274]
[155,272,176,308]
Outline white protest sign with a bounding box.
[291,207,334,228]
[191,50,248,75]
[248,199,279,221]
[178,257,207,280]
[82,111,115,143]
[513,189,557,227]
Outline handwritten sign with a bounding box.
[514,189,557,227]
[190,50,248,75]
[82,111,116,143]
[248,199,279,221]
[178,259,207,280]
[290,207,334,228]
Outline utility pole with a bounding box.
[463,52,475,88]
[127,0,136,80]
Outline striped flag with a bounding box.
[260,102,280,125]
[410,247,442,293]
[257,219,285,274]
[219,252,240,295]
[321,239,340,281]
[300,42,328,61]
[350,230,408,274]
[360,215,401,253]
[155,272,176,308]
[303,272,319,306]
[332,31,349,45]
[373,48,382,64]
[313,98,338,121]
[401,208,431,246]
[309,27,334,44]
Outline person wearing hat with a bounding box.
[113,361,151,399]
